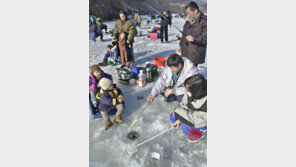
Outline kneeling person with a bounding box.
[148,54,199,104]
[170,74,207,142]
[98,78,125,130]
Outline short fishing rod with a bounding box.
[144,1,186,36]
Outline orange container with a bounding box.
[154,57,166,67]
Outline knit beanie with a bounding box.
[99,78,112,90]
[90,64,101,74]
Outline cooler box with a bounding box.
[150,32,158,39]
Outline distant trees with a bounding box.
[89,0,207,20]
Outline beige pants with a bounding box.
[101,104,124,122]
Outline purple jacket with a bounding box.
[89,24,102,39]
[89,24,98,32]
[98,85,124,112]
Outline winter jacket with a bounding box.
[103,51,112,63]
[97,85,124,112]
[110,46,120,62]
[89,24,98,33]
[134,14,142,24]
[104,47,120,63]
[180,12,207,65]
[150,57,199,97]
[89,71,113,102]
[113,19,136,43]
[160,15,171,27]
[89,16,97,27]
[174,95,207,128]
[89,23,100,37]
[133,13,142,27]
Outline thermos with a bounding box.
[146,67,152,82]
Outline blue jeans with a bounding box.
[169,113,207,139]
[160,92,183,102]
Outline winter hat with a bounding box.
[90,64,101,74]
[99,78,112,90]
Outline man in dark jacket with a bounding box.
[160,11,172,43]
[176,2,207,66]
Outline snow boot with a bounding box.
[104,120,114,130]
[114,116,124,124]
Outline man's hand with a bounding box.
[164,89,173,98]
[127,40,130,44]
[147,96,155,104]
[176,46,181,53]
[185,35,194,42]
[174,120,181,128]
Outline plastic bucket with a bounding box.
[150,32,158,39]
[154,57,166,67]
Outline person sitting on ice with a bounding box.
[170,74,207,142]
[108,42,121,65]
[98,42,121,67]
[147,54,199,104]
[89,22,103,41]
[89,65,112,110]
[97,78,125,130]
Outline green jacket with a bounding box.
[113,19,136,43]
[134,13,142,23]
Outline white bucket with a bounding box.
[150,152,160,160]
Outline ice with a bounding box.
[90,17,207,167]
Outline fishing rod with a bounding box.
[128,103,150,132]
[144,1,186,36]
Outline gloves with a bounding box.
[92,101,98,108]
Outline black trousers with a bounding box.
[160,26,168,42]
